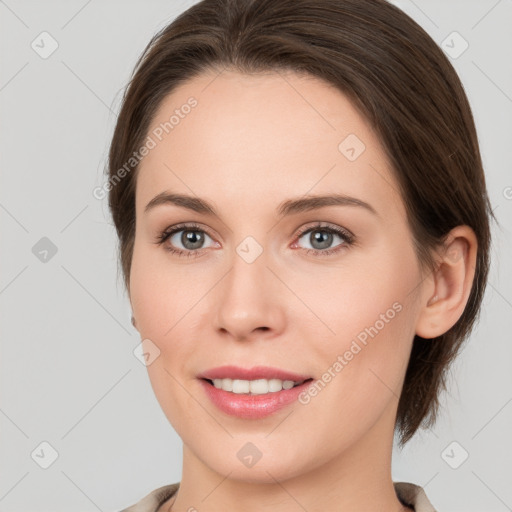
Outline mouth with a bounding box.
[201,377,314,395]
[197,365,314,396]
[198,373,316,419]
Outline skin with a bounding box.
[128,68,477,512]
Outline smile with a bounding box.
[208,377,309,394]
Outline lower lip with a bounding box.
[199,379,314,419]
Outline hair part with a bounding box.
[107,0,494,446]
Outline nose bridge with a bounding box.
[213,234,285,339]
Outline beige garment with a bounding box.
[119,481,437,511]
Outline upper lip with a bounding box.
[198,365,312,382]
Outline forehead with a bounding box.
[136,69,404,220]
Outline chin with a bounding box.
[194,440,316,484]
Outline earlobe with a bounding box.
[415,226,478,339]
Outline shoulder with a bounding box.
[394,481,438,512]
[119,483,179,512]
[120,481,437,512]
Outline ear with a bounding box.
[415,225,478,339]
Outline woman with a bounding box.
[108,0,493,510]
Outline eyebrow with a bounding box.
[144,191,378,217]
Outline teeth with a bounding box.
[211,378,304,394]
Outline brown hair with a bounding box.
[107,0,494,446]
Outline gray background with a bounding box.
[1,0,511,510]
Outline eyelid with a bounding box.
[294,221,354,242]
[158,221,214,238]
[154,222,215,246]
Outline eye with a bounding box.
[154,223,217,257]
[293,223,355,257]
[154,221,355,258]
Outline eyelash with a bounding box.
[154,222,355,258]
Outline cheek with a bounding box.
[129,243,209,414]
[306,253,418,344]
[129,241,196,340]
[304,245,420,397]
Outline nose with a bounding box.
[213,247,286,342]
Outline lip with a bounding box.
[197,366,314,419]
[197,365,312,382]
[199,378,314,419]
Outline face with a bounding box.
[129,69,427,482]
